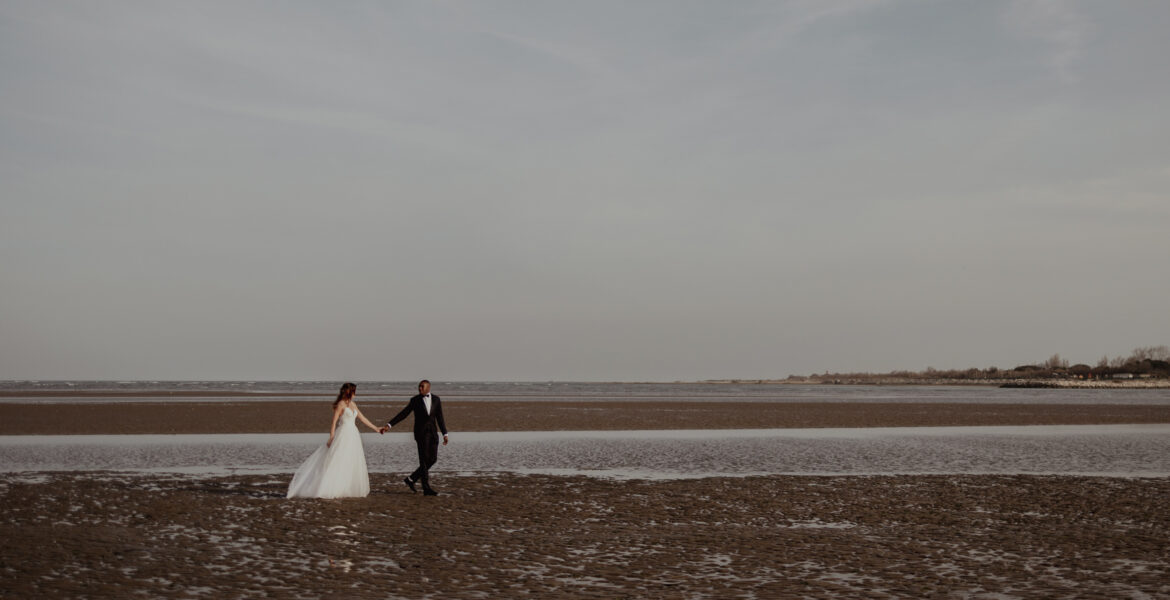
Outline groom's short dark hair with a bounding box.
[419,379,430,386]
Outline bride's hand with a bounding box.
[326,437,333,448]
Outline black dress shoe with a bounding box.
[423,488,439,496]
[403,478,417,493]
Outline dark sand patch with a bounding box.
[5,401,1170,435]
[2,472,1167,598]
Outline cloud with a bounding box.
[1,0,1168,380]
[1003,0,1093,83]
[1001,163,1170,225]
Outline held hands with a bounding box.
[368,424,445,441]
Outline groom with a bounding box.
[380,380,448,496]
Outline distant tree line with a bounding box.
[795,345,1170,382]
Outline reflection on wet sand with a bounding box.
[3,424,1170,477]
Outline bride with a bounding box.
[287,382,382,499]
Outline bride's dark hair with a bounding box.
[333,382,356,408]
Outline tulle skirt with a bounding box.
[287,421,370,499]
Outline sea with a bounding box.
[3,379,1170,404]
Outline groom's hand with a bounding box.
[378,426,388,434]
[442,434,449,446]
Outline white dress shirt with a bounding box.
[387,393,437,431]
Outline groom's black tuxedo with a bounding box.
[389,394,447,439]
[389,394,447,492]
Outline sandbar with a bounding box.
[3,400,1170,435]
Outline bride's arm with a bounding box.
[353,403,380,432]
[327,403,344,447]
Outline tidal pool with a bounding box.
[2,424,1168,479]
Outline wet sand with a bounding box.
[5,400,1170,434]
[2,472,1167,598]
[5,400,1169,597]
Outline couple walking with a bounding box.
[286,380,448,499]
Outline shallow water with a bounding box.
[3,424,1168,479]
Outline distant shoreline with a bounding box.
[3,378,1169,397]
[706,378,1170,388]
[998,379,1170,389]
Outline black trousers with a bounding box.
[409,430,439,489]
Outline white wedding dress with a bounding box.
[287,406,370,499]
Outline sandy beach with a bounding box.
[4,398,1169,597]
[2,472,1168,598]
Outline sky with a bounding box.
[1,1,1168,382]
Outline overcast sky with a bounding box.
[2,1,1168,381]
